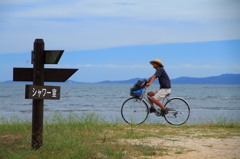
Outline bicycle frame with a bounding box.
[138,87,171,109]
[140,87,190,108]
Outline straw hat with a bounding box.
[150,59,164,67]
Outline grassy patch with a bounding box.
[0,113,240,159]
[202,145,213,147]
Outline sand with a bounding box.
[122,136,240,159]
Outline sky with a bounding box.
[0,0,240,83]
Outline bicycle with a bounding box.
[121,87,190,125]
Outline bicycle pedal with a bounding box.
[154,110,162,117]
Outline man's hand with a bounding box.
[146,83,151,87]
[146,75,157,87]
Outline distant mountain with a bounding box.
[97,78,143,84]
[97,74,240,85]
[64,80,86,84]
[1,80,83,84]
[171,74,240,85]
[1,80,31,83]
[1,74,240,85]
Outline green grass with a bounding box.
[202,145,213,147]
[1,113,240,159]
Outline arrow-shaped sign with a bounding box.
[13,68,78,82]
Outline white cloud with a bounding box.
[115,2,137,6]
[0,0,240,54]
[46,64,151,69]
[0,0,39,4]
[234,65,240,69]
[182,64,218,68]
[73,64,151,68]
[52,63,239,70]
[5,0,239,22]
[168,64,220,69]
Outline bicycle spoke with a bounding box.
[164,98,190,125]
[121,97,149,124]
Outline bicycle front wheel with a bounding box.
[164,98,190,125]
[121,97,149,124]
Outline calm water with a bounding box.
[0,83,240,124]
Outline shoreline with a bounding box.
[1,110,240,125]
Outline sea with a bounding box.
[0,83,240,124]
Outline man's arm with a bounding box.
[146,75,157,87]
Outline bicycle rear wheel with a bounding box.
[121,97,149,124]
[164,98,190,125]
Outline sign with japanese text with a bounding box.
[25,85,60,99]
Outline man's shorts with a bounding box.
[151,88,171,101]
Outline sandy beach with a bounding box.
[122,131,240,159]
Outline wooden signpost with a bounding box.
[13,39,78,150]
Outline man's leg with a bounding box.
[149,97,166,110]
[147,92,157,112]
[151,89,171,115]
[147,92,154,107]
[148,95,169,115]
[147,92,166,110]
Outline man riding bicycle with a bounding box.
[146,59,171,116]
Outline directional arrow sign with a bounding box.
[25,85,60,99]
[13,68,78,82]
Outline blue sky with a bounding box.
[0,0,240,82]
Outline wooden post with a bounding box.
[32,39,44,149]
[13,39,78,149]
